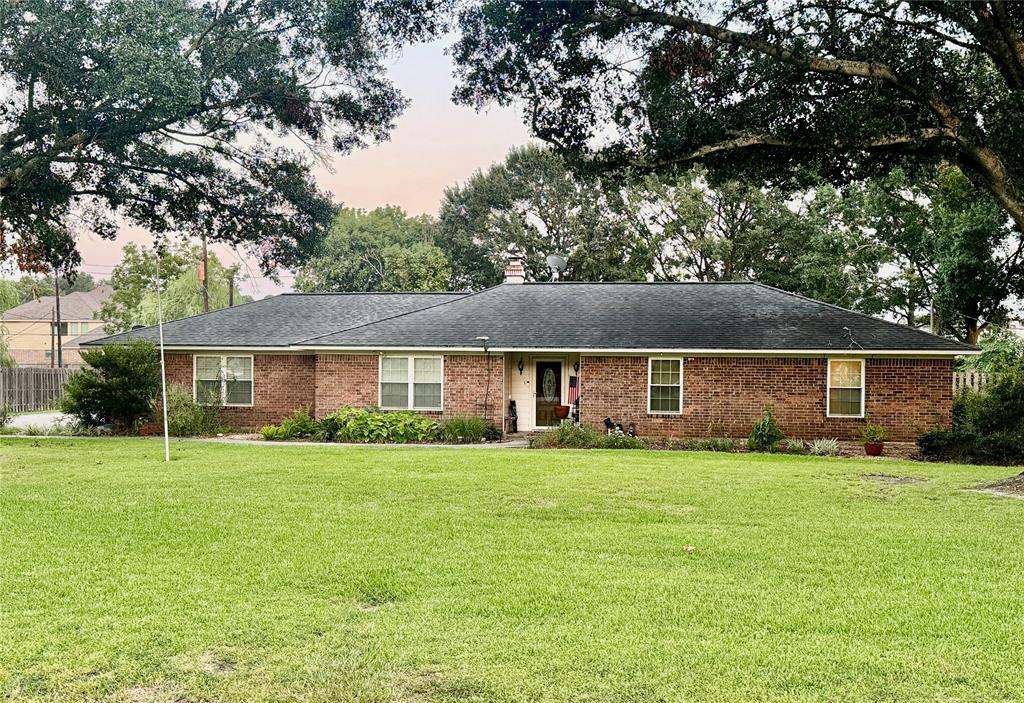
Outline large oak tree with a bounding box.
[451,1,1024,233]
[0,0,442,272]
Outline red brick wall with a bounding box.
[314,354,379,414]
[580,355,953,442]
[441,354,504,427]
[164,353,315,428]
[164,352,505,429]
[314,353,504,427]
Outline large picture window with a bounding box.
[827,358,864,417]
[194,355,253,406]
[379,355,443,410]
[648,358,682,414]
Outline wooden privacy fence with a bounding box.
[953,370,997,395]
[0,367,75,412]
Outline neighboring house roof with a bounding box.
[65,326,112,349]
[86,282,976,354]
[2,284,114,321]
[88,293,466,348]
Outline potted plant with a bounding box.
[861,421,887,456]
[554,404,571,419]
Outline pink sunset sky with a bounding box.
[72,39,531,298]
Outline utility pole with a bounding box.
[201,235,210,313]
[53,271,63,368]
[49,307,55,369]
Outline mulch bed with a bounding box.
[976,472,1024,498]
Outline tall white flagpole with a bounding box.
[156,246,170,463]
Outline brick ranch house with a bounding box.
[88,262,976,441]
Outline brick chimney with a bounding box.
[503,246,526,284]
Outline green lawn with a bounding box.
[2,439,1023,703]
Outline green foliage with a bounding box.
[164,383,220,437]
[60,341,159,431]
[1,1,430,274]
[438,145,647,286]
[451,4,1024,242]
[531,423,605,449]
[531,424,645,450]
[268,406,441,444]
[98,242,251,332]
[602,434,646,450]
[860,422,888,444]
[440,416,490,444]
[0,279,21,314]
[0,405,9,428]
[0,327,14,369]
[808,438,842,457]
[748,405,785,452]
[960,328,1024,372]
[294,207,451,292]
[684,437,737,452]
[279,407,318,439]
[863,167,1020,344]
[261,424,295,442]
[919,370,1024,463]
[99,243,193,333]
[782,439,807,454]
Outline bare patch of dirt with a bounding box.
[974,472,1024,499]
[861,473,927,485]
[122,684,184,703]
[390,670,484,702]
[196,650,236,676]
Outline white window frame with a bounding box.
[826,357,865,418]
[647,357,683,415]
[193,354,255,407]
[378,355,444,411]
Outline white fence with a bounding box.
[953,370,996,395]
[0,368,75,413]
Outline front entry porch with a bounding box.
[505,353,581,432]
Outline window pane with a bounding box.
[381,357,408,384]
[651,359,680,385]
[225,356,252,381]
[196,379,221,405]
[225,380,252,405]
[196,356,221,381]
[830,360,862,388]
[650,385,681,413]
[381,382,409,408]
[414,357,442,384]
[413,383,442,409]
[829,387,862,415]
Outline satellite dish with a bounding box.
[545,254,567,282]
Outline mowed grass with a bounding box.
[2,439,1023,703]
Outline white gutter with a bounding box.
[150,344,978,356]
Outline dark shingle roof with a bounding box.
[85,293,465,348]
[303,282,974,352]
[86,283,975,353]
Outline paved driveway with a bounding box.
[6,411,70,431]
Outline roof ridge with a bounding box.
[294,285,502,344]
[520,280,756,285]
[750,282,977,351]
[279,291,467,296]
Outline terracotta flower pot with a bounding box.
[554,405,571,419]
[864,442,884,457]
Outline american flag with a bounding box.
[567,375,579,405]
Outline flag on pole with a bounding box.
[567,375,579,405]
